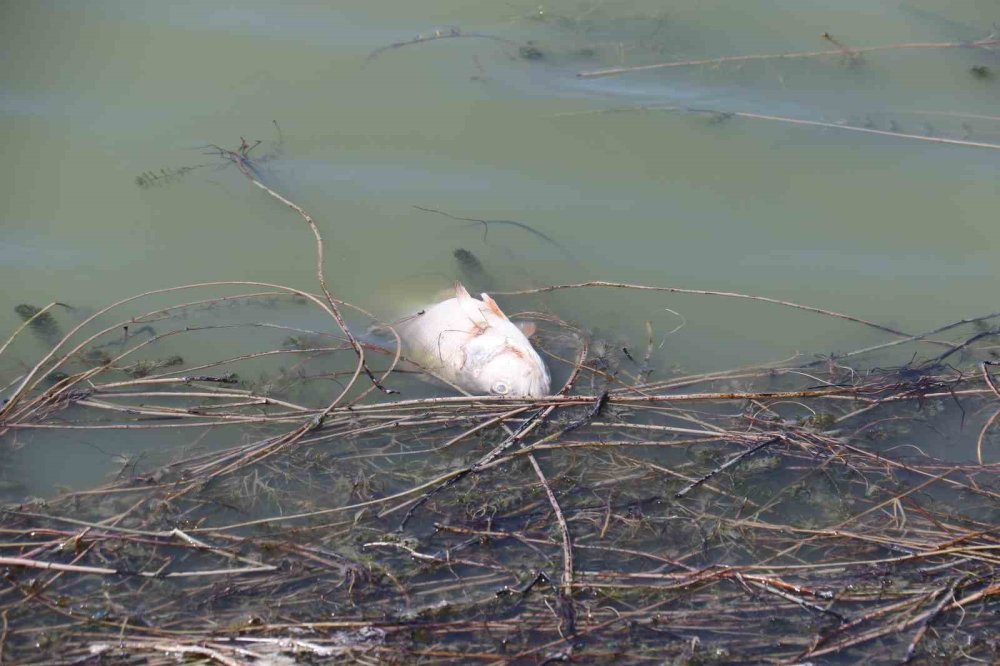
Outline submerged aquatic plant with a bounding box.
[13,303,63,343]
[134,165,202,189]
[969,64,993,79]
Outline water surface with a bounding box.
[1,0,998,506]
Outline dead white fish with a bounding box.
[395,283,551,397]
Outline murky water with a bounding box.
[2,0,998,482]
[1,0,997,495]
[2,3,1000,660]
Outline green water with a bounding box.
[2,0,999,492]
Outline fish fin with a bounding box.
[454,282,487,324]
[480,294,510,321]
[516,321,536,337]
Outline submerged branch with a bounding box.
[366,28,518,62]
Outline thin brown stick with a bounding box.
[496,281,912,338]
[362,541,508,573]
[0,556,274,578]
[578,37,1000,79]
[975,407,1000,466]
[699,108,1000,151]
[106,642,248,666]
[527,453,575,638]
[0,609,7,666]
[675,437,781,498]
[218,145,396,402]
[0,283,347,426]
[903,576,964,663]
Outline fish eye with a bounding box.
[491,381,510,396]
